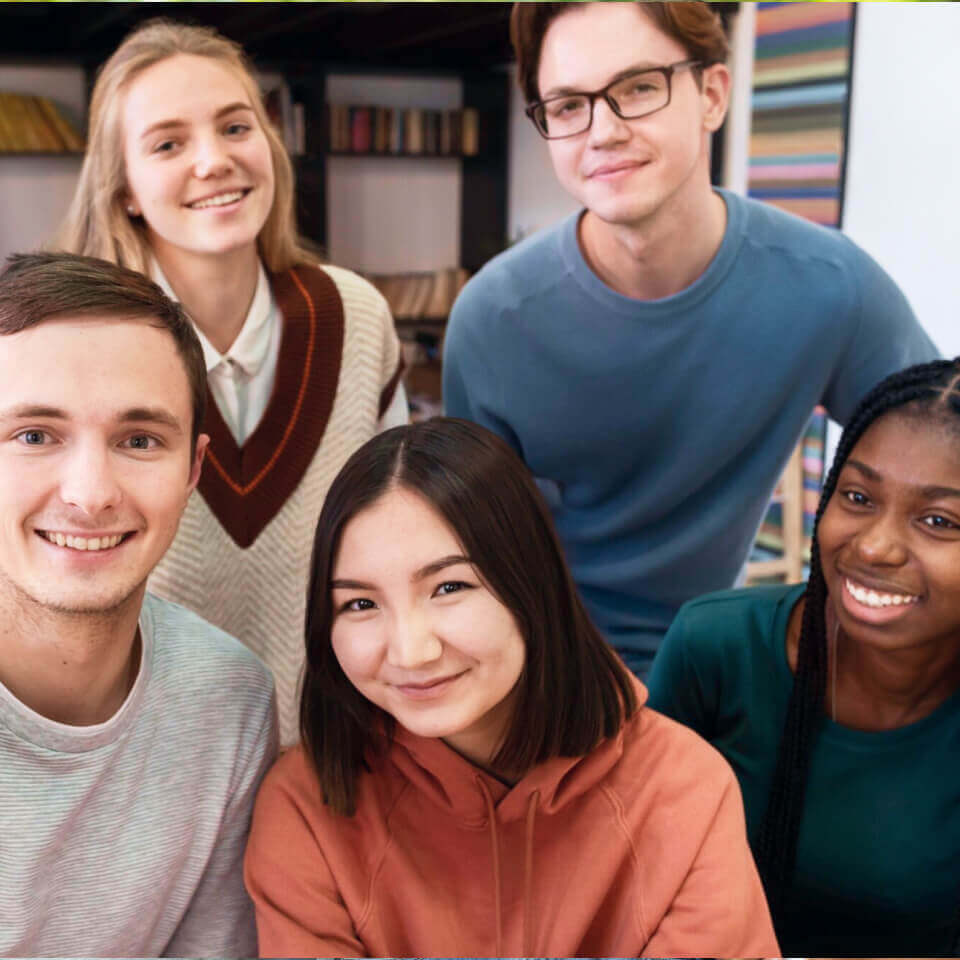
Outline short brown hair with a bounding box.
[0,252,206,449]
[511,1,729,103]
[301,418,638,816]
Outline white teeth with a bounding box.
[190,190,244,209]
[845,578,917,608]
[44,532,124,551]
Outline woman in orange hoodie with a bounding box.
[244,418,778,958]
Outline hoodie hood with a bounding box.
[389,675,649,825]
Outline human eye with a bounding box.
[841,488,872,508]
[224,121,251,137]
[151,138,180,155]
[15,428,51,446]
[338,596,377,614]
[432,580,473,598]
[120,434,162,452]
[546,96,587,119]
[921,513,960,531]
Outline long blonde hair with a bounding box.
[57,18,315,274]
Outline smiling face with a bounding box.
[818,412,960,656]
[0,317,205,617]
[330,486,526,768]
[537,2,728,228]
[121,53,275,268]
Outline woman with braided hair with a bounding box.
[648,357,960,957]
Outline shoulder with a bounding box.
[316,263,389,313]
[278,263,392,326]
[604,701,742,852]
[141,592,275,707]
[450,216,573,327]
[730,190,884,279]
[670,584,797,641]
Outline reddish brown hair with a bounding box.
[511,1,729,103]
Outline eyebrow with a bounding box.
[139,102,254,140]
[541,63,661,99]
[844,459,960,499]
[119,407,183,433]
[331,554,472,591]
[0,403,182,433]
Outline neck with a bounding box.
[786,596,960,731]
[0,587,144,726]
[152,241,261,354]
[832,624,960,731]
[579,183,726,301]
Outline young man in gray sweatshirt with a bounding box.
[0,252,277,957]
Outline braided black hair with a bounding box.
[754,356,960,950]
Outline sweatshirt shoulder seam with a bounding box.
[600,783,650,945]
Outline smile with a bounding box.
[187,189,249,210]
[392,671,467,700]
[844,577,919,609]
[40,531,130,552]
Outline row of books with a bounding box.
[364,267,470,321]
[0,92,85,153]
[328,105,480,157]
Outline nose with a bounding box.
[586,96,631,148]
[851,512,908,567]
[386,606,443,670]
[59,443,123,517]
[192,132,233,179]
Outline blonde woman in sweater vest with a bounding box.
[58,20,406,743]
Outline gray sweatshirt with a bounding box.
[0,592,278,957]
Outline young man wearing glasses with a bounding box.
[444,1,937,677]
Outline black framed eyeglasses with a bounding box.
[525,60,703,140]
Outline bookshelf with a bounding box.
[0,91,84,153]
[280,66,509,414]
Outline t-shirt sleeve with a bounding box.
[642,769,780,958]
[646,599,720,741]
[821,241,940,424]
[443,281,523,456]
[163,686,280,958]
[244,758,365,959]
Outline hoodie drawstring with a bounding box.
[477,777,503,957]
[523,790,539,958]
[477,777,540,957]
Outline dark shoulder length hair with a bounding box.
[301,417,637,815]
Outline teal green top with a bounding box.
[647,583,960,957]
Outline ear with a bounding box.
[186,433,209,498]
[121,189,141,218]
[700,62,731,133]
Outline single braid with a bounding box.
[755,358,960,942]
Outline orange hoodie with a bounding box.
[244,682,778,958]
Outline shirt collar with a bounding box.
[150,258,276,377]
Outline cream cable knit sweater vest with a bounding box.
[150,264,401,744]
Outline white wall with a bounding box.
[843,1,960,358]
[325,73,462,273]
[506,65,578,244]
[0,65,86,262]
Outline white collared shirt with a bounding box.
[152,259,407,445]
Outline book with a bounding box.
[34,95,84,151]
[404,108,423,155]
[461,107,479,156]
[351,106,372,153]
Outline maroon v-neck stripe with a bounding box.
[197,266,345,548]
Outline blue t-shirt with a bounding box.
[443,191,938,659]
[647,584,960,956]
